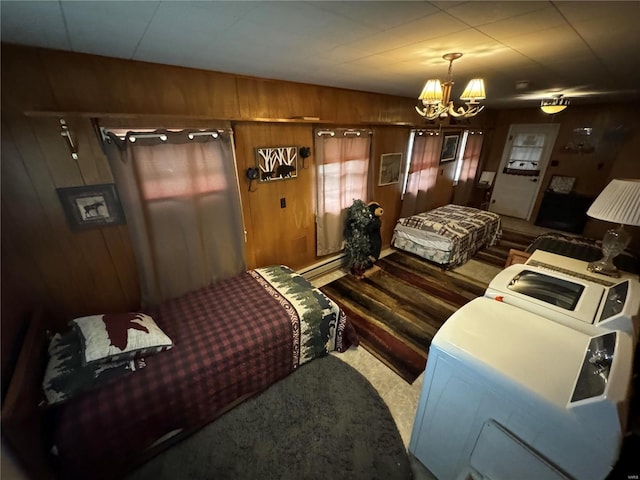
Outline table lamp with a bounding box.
[586,178,640,277]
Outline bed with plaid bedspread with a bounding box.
[392,204,501,268]
[52,265,357,480]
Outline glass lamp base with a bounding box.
[587,225,630,278]
[587,258,621,278]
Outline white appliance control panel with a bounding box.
[485,251,640,341]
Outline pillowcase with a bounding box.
[71,312,173,365]
[42,330,146,406]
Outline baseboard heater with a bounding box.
[298,253,346,281]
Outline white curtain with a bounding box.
[315,129,372,256]
[453,131,484,206]
[400,131,441,218]
[105,129,246,307]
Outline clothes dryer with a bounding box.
[409,297,633,480]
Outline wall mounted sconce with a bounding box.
[562,127,595,154]
[246,167,259,192]
[299,146,311,168]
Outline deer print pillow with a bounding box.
[71,313,173,365]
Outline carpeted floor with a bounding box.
[124,355,411,480]
[321,230,535,384]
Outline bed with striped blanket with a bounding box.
[392,204,501,268]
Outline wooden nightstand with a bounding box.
[470,184,493,210]
[505,249,531,267]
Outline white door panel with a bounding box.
[489,124,559,220]
[490,175,541,218]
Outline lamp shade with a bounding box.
[418,79,443,104]
[460,78,486,101]
[587,179,640,226]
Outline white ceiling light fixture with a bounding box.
[415,53,486,120]
[540,94,570,114]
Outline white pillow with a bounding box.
[71,313,173,365]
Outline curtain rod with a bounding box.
[315,128,373,137]
[100,128,223,144]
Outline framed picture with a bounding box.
[57,184,126,231]
[378,152,402,186]
[549,175,576,194]
[256,146,298,182]
[440,134,460,163]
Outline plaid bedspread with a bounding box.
[396,204,501,268]
[52,266,356,479]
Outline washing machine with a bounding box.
[409,297,633,480]
[485,251,640,342]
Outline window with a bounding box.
[318,159,368,213]
[104,128,246,305]
[504,132,546,174]
[315,129,372,256]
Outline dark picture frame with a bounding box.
[440,134,460,163]
[378,153,403,186]
[56,184,125,231]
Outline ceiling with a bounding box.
[2,1,639,109]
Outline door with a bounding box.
[489,124,559,219]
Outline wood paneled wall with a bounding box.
[369,127,412,245]
[1,114,141,318]
[482,104,640,247]
[234,123,318,269]
[3,44,419,123]
[0,43,424,333]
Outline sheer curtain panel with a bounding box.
[105,129,246,306]
[400,131,441,218]
[315,129,372,256]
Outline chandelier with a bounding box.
[540,94,570,114]
[415,53,486,120]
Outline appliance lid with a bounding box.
[434,297,592,407]
[487,264,604,324]
[508,269,584,311]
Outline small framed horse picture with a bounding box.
[57,183,125,231]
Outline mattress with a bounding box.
[392,224,455,265]
[392,204,501,268]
